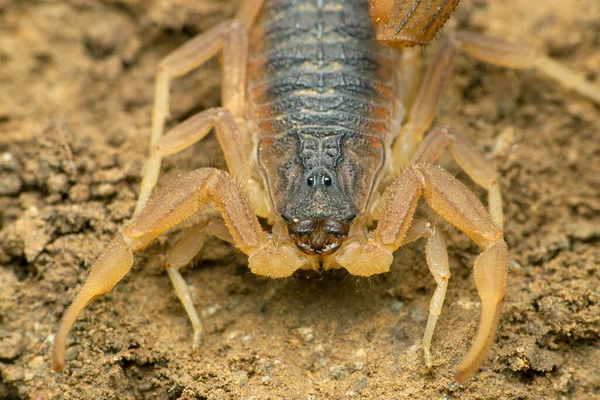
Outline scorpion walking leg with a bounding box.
[135,11,254,215]
[410,126,503,228]
[398,47,422,112]
[331,165,507,382]
[400,220,452,371]
[155,108,269,217]
[53,168,265,371]
[393,32,600,169]
[165,217,233,353]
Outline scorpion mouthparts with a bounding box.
[288,219,350,256]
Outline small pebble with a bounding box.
[234,370,248,387]
[28,355,45,372]
[355,377,368,391]
[64,346,79,361]
[94,183,116,197]
[69,184,91,203]
[0,173,22,195]
[297,326,314,343]
[568,221,598,241]
[1,152,19,170]
[0,332,24,359]
[390,300,405,311]
[46,173,69,194]
[329,365,346,380]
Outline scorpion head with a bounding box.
[258,130,385,256]
[281,167,355,255]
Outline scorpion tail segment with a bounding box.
[369,0,461,48]
[456,240,508,383]
[52,234,134,372]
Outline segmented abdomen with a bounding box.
[248,0,396,141]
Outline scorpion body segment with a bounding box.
[369,0,462,47]
[51,0,600,383]
[251,0,394,254]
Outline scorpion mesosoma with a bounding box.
[52,0,600,381]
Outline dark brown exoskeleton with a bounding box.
[52,0,600,382]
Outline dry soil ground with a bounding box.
[0,0,599,399]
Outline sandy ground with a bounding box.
[1,0,599,399]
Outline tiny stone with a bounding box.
[234,370,248,387]
[106,200,133,220]
[1,152,19,170]
[1,365,24,382]
[45,193,62,204]
[568,221,598,241]
[329,365,346,380]
[0,173,22,195]
[297,326,314,343]
[0,332,24,359]
[94,183,116,197]
[64,346,79,361]
[390,301,405,311]
[93,167,125,184]
[46,173,69,194]
[28,355,45,371]
[69,184,91,203]
[355,377,368,391]
[203,304,221,317]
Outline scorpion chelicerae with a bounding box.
[52,0,600,381]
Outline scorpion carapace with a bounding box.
[259,132,385,255]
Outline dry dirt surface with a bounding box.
[1,1,599,399]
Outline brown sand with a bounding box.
[0,1,599,399]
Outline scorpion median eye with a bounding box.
[307,176,315,186]
[323,176,332,186]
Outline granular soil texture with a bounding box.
[1,0,599,399]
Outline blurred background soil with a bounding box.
[0,0,599,399]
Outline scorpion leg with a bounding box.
[135,4,260,216]
[409,126,503,228]
[400,220,452,372]
[330,165,507,382]
[53,168,311,371]
[155,107,270,217]
[393,32,600,169]
[165,216,233,353]
[398,47,422,112]
[52,168,277,371]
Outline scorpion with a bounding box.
[51,0,600,382]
